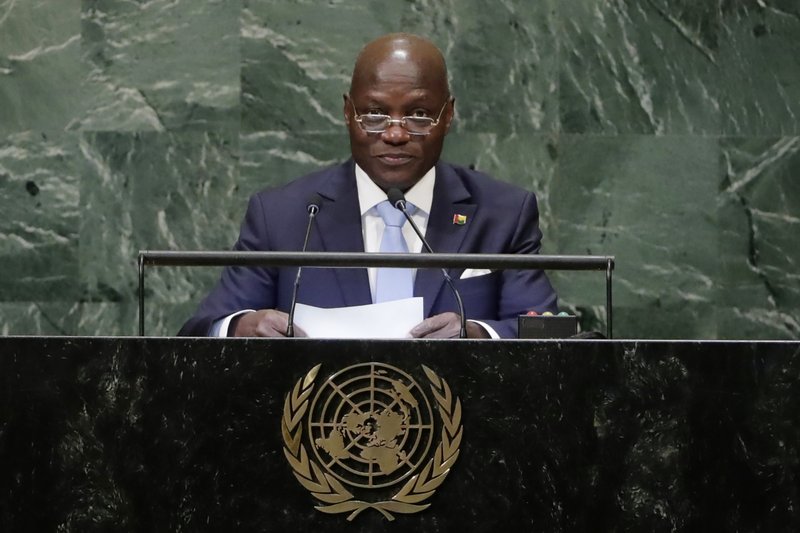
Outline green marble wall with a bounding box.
[1,0,798,339]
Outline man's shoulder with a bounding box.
[252,160,352,200]
[437,161,534,202]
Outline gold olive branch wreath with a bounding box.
[281,364,462,521]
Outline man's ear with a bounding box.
[342,94,351,123]
[443,97,456,134]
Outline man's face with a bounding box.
[344,56,453,192]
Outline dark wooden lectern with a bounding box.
[2,338,799,531]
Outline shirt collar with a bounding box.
[355,163,436,216]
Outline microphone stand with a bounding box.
[387,188,468,339]
[286,195,322,337]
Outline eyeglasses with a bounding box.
[349,98,450,136]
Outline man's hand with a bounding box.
[410,312,490,339]
[231,310,308,337]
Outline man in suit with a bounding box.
[179,33,557,339]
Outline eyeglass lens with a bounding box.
[359,116,434,134]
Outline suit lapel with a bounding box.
[315,161,373,307]
[415,163,476,317]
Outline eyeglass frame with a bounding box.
[348,97,451,136]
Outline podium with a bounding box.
[2,337,799,531]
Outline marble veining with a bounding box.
[0,0,798,338]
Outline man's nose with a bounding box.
[380,121,410,144]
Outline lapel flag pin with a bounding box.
[452,213,467,225]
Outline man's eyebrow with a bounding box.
[361,91,434,106]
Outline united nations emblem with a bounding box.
[281,363,463,521]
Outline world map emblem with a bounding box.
[281,363,463,521]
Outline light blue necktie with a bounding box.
[374,200,417,303]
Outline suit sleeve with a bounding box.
[177,194,279,336]
[475,190,558,338]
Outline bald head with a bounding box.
[349,33,449,97]
[344,33,454,192]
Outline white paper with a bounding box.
[294,298,424,339]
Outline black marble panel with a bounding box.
[1,338,799,531]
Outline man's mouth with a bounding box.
[376,154,413,166]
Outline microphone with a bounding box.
[286,193,323,337]
[386,188,468,339]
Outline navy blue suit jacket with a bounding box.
[179,160,557,338]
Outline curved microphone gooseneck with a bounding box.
[386,188,467,339]
[286,193,323,337]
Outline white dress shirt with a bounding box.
[354,163,433,298]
